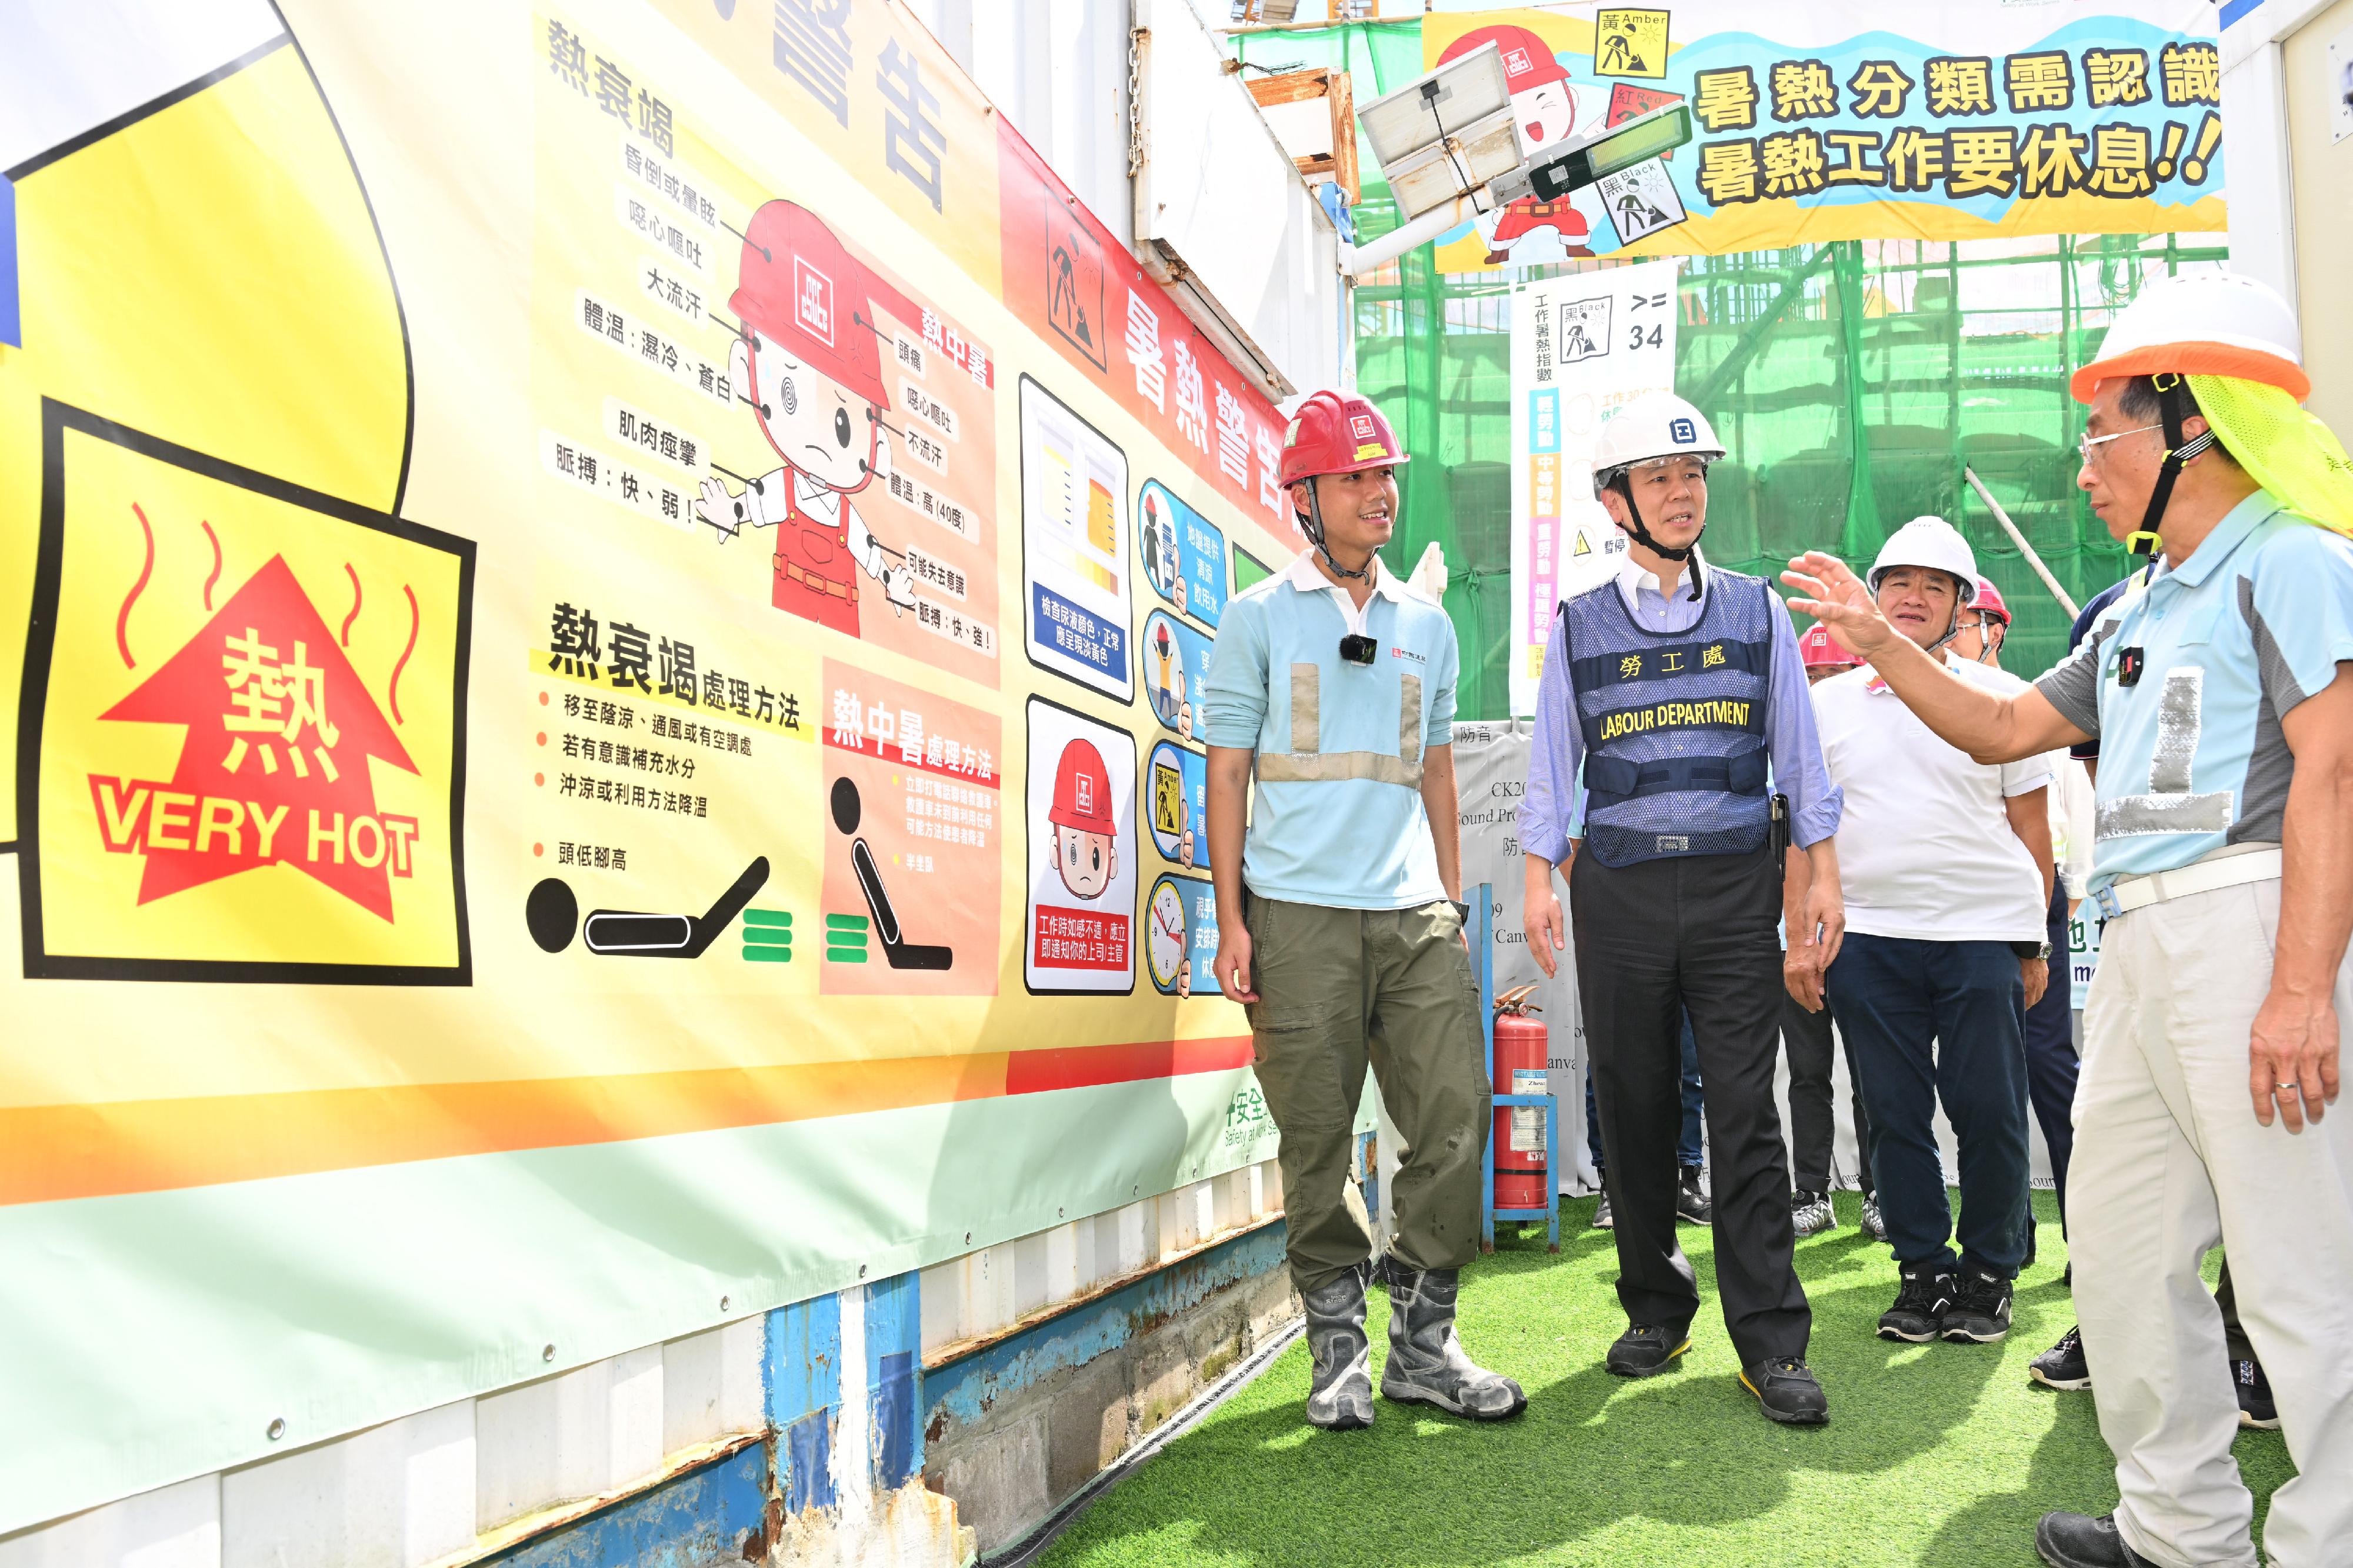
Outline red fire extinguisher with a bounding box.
[1492,985,1550,1212]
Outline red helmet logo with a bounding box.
[795,259,834,346]
[1438,24,1569,93]
[1350,415,1376,440]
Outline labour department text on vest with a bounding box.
[1562,572,1775,868]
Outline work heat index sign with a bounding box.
[1508,259,1679,716]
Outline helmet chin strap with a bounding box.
[2127,373,2215,568]
[1303,482,1372,583]
[1610,473,1705,599]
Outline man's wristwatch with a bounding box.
[2009,939,2052,962]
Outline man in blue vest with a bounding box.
[1204,390,1525,1431]
[1524,391,1847,1424]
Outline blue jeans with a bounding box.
[1826,933,2032,1277]
[1588,1012,1704,1173]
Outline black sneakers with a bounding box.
[1942,1270,2014,1343]
[1591,1189,1614,1230]
[2035,1512,2158,1568]
[1877,1266,1955,1343]
[1676,1165,1711,1226]
[1605,1321,1692,1377]
[2234,1356,2279,1430]
[2029,1325,2091,1391]
[1741,1356,1829,1425]
[1791,1187,1835,1239]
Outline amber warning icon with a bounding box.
[21,408,474,983]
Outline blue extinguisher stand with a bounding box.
[1476,882,1561,1253]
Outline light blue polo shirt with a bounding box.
[2035,490,2353,895]
[1202,552,1459,909]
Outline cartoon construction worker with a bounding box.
[696,199,915,635]
[1149,620,1187,726]
[1438,26,1595,265]
[1049,738,1119,900]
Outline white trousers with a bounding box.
[2074,878,2353,1568]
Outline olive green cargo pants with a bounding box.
[1243,895,1492,1293]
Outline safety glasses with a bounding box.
[2077,423,2162,466]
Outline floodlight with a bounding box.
[1357,43,1521,222]
[1490,101,1694,204]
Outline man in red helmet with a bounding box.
[1202,389,1524,1432]
[694,199,915,636]
[1437,25,1594,265]
[1047,738,1119,902]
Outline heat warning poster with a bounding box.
[0,0,1299,1531]
[1424,2,2226,272]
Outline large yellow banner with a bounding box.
[1423,3,2226,272]
[0,0,1298,1527]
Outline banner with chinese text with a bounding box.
[1425,4,2225,273]
[0,0,1297,1528]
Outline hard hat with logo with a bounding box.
[728,199,889,409]
[1589,391,1725,565]
[1867,516,1979,602]
[2070,272,2307,405]
[1798,621,1861,670]
[1279,389,1409,488]
[1437,24,1571,95]
[1589,391,1725,494]
[1048,739,1117,838]
[1969,576,2011,625]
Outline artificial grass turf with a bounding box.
[1038,1191,2294,1568]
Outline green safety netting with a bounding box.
[1237,22,2227,721]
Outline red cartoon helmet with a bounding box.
[1438,23,1569,95]
[728,200,888,409]
[1048,739,1117,837]
[1279,390,1409,489]
[1798,621,1861,670]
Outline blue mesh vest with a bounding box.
[1562,570,1776,868]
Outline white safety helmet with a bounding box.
[1589,391,1726,498]
[1867,516,1979,601]
[1868,516,1978,652]
[1590,391,1725,567]
[2071,271,2307,405]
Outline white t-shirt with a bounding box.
[1811,658,2054,943]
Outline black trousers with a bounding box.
[1781,987,1873,1197]
[1571,847,1811,1365]
[2021,883,2079,1227]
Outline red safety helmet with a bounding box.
[1798,621,1861,670]
[1437,23,1569,94]
[1970,577,2011,625]
[1279,391,1409,489]
[728,199,889,409]
[1048,739,1118,837]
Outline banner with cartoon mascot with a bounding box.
[0,0,1305,1527]
[1426,3,2225,273]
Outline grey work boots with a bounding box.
[1378,1265,1528,1421]
[1299,1270,1375,1429]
